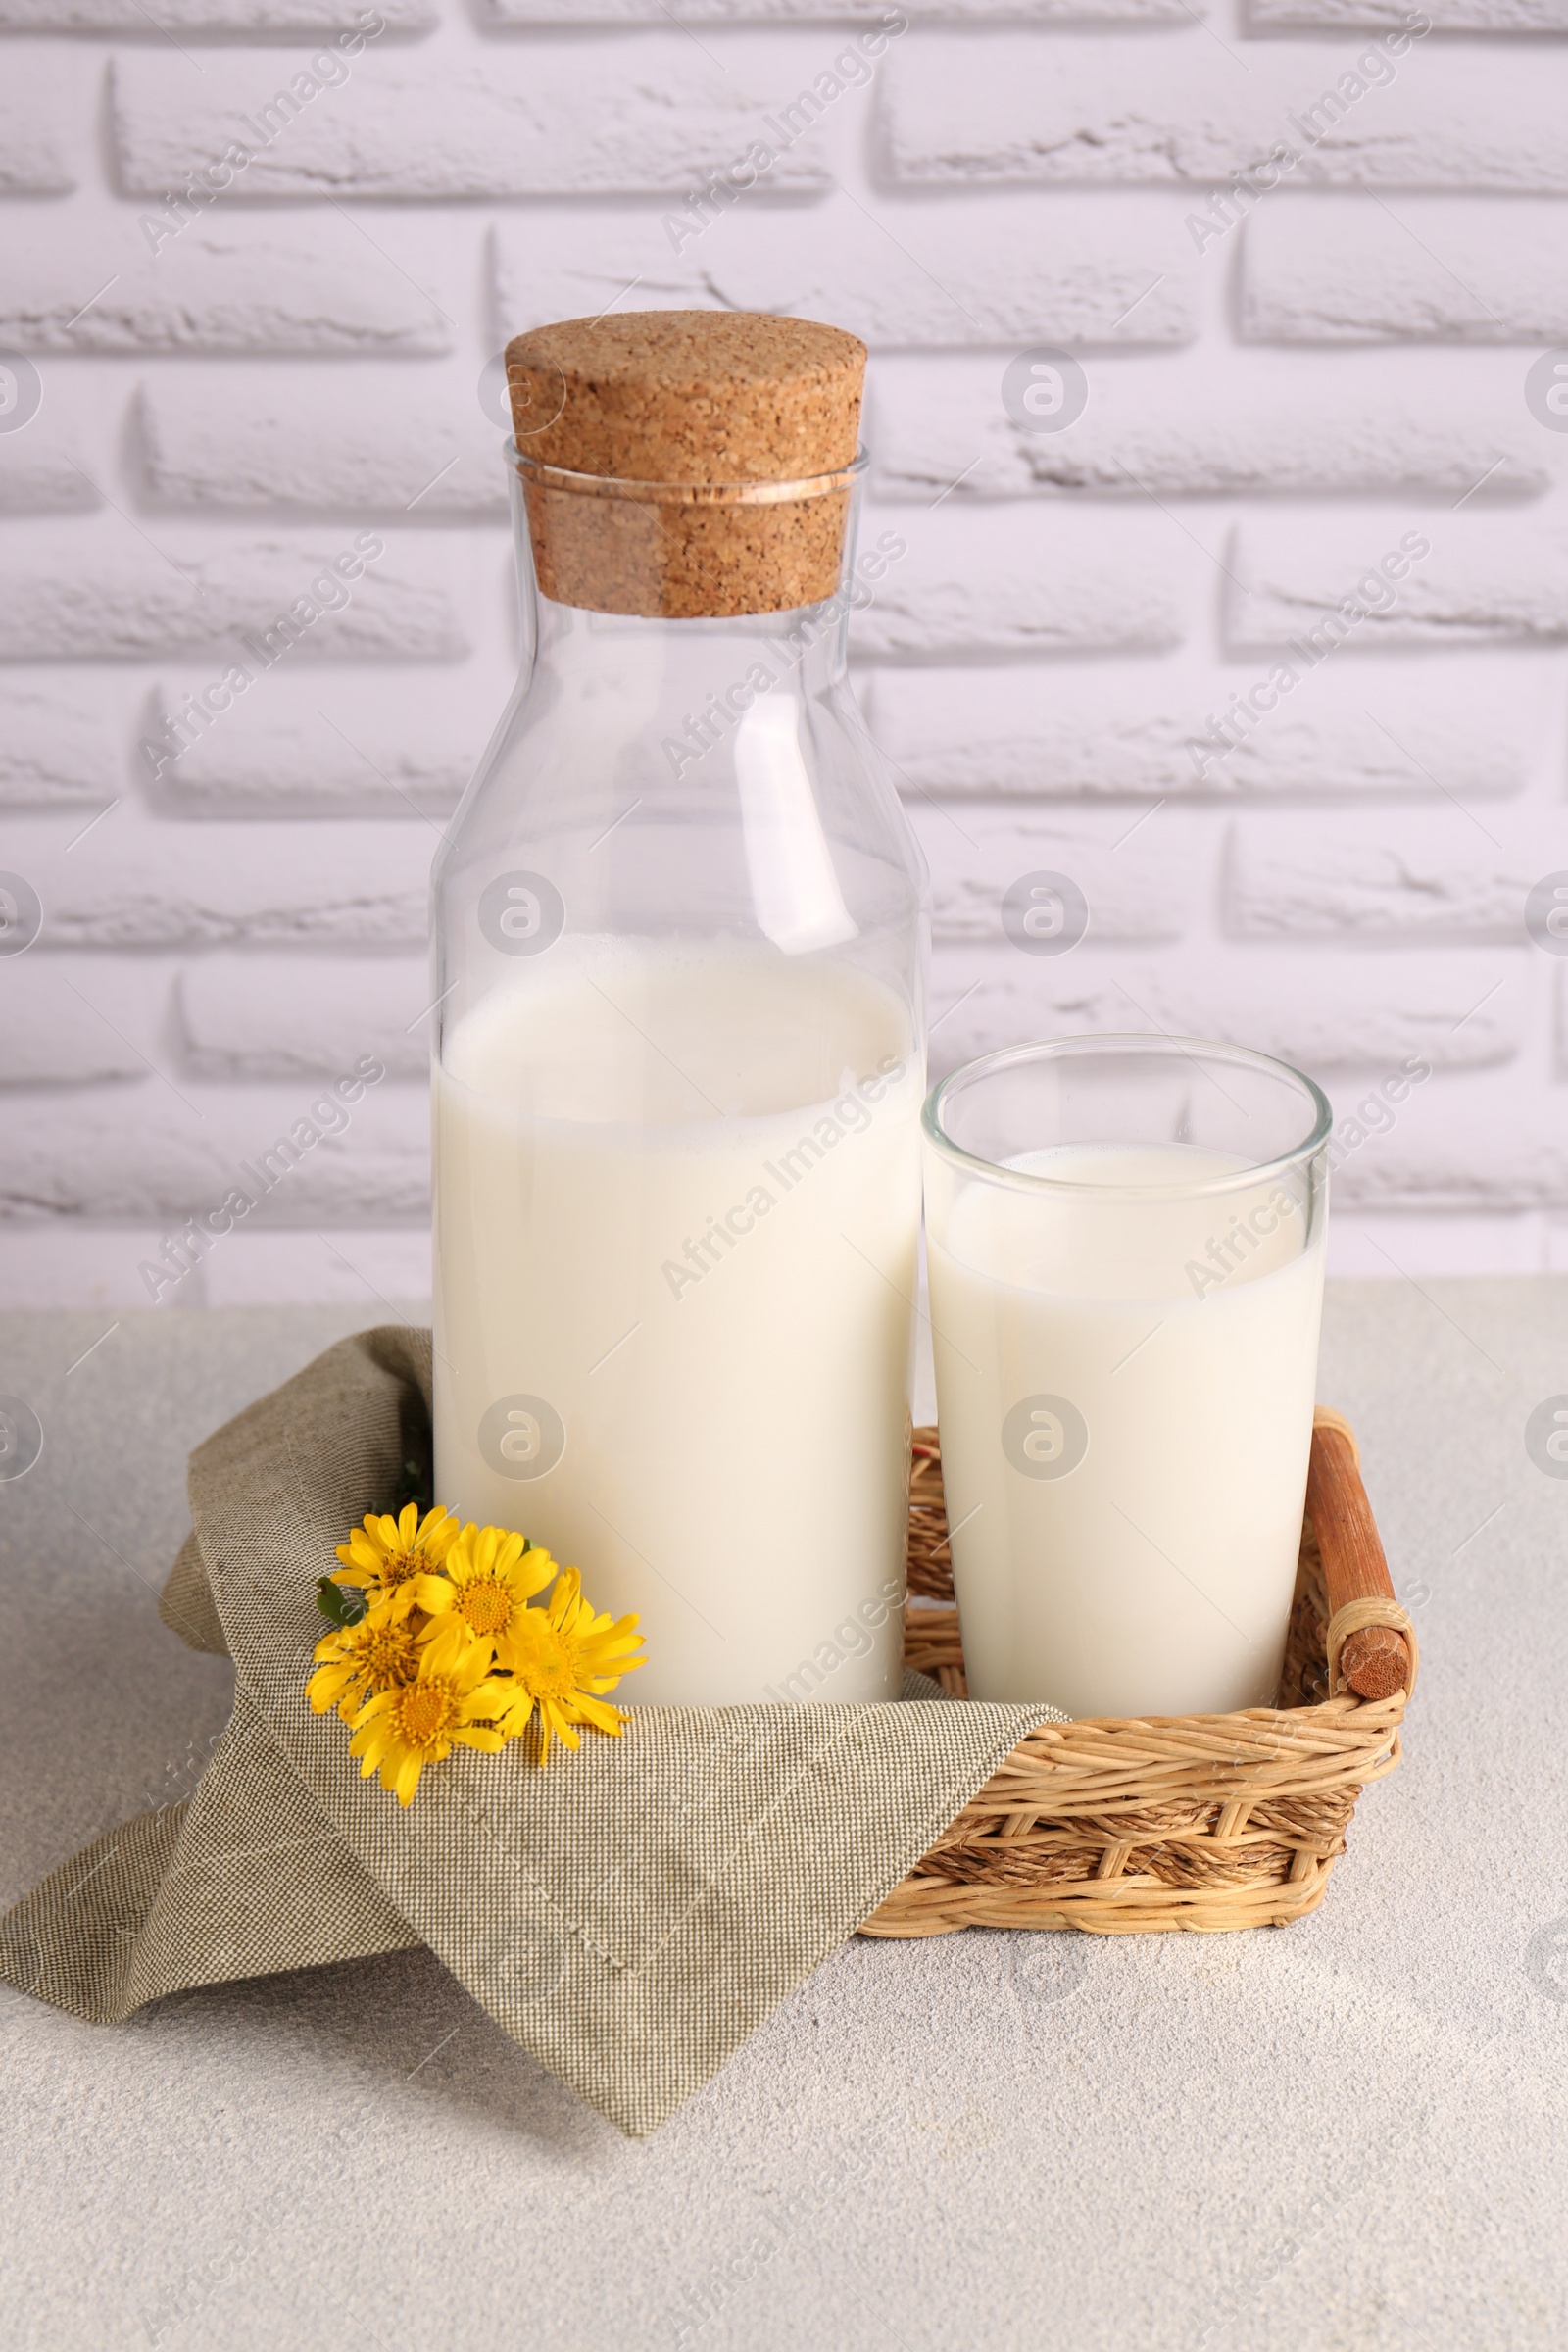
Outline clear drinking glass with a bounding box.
[922,1036,1332,1719]
[429,445,928,1705]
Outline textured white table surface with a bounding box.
[2,1284,1565,2352]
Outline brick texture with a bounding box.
[486,0,1196,17]
[0,219,451,354]
[490,196,1200,351]
[1226,814,1565,940]
[177,954,430,1078]
[854,508,1186,658]
[3,8,1565,1296]
[147,673,483,816]
[137,374,509,518]
[0,958,164,1085]
[6,814,430,946]
[0,1083,429,1221]
[1246,0,1568,28]
[872,353,1544,500]
[923,948,1523,1079]
[0,0,433,23]
[112,48,830,201]
[197,1228,430,1309]
[1315,1078,1568,1209]
[0,421,100,515]
[908,806,1188,946]
[1229,521,1568,649]
[0,531,466,661]
[0,683,121,806]
[865,662,1537,799]
[0,52,75,193]
[882,37,1568,191]
[1243,197,1568,344]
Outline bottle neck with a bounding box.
[509,457,865,725]
[434,482,924,1000]
[521,581,854,706]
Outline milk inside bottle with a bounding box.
[434,945,921,1702]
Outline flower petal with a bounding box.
[350,1689,397,1728]
[419,1507,460,1560]
[567,1693,625,1738]
[453,1726,507,1753]
[420,1618,478,1679]
[498,1690,534,1740]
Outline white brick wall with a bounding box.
[881,36,1568,189]
[873,351,1549,498]
[0,51,76,193]
[110,46,832,200]
[489,196,1205,348]
[1242,197,1568,344]
[0,219,452,353]
[2,0,1567,1309]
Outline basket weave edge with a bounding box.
[871,1421,1409,1937]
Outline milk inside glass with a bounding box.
[433,940,921,1705]
[926,1140,1325,1718]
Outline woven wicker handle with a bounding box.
[1307,1409,1414,1701]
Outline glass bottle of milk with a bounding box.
[430,313,928,1705]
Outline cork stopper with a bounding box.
[503,310,867,620]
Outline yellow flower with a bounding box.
[348,1640,511,1808]
[415,1523,559,1674]
[332,1501,461,1619]
[500,1566,646,1762]
[307,1599,421,1724]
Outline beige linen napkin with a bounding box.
[0,1325,1059,2135]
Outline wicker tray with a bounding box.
[869,1408,1417,1937]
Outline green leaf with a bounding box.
[316,1576,368,1628]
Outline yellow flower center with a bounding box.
[390,1679,460,1752]
[378,1546,429,1589]
[509,1611,578,1703]
[458,1580,513,1638]
[357,1625,418,1688]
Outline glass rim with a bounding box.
[922,1033,1334,1201]
[508,442,868,507]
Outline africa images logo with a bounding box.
[1002,1396,1090,1480]
[477,1396,567,1482]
